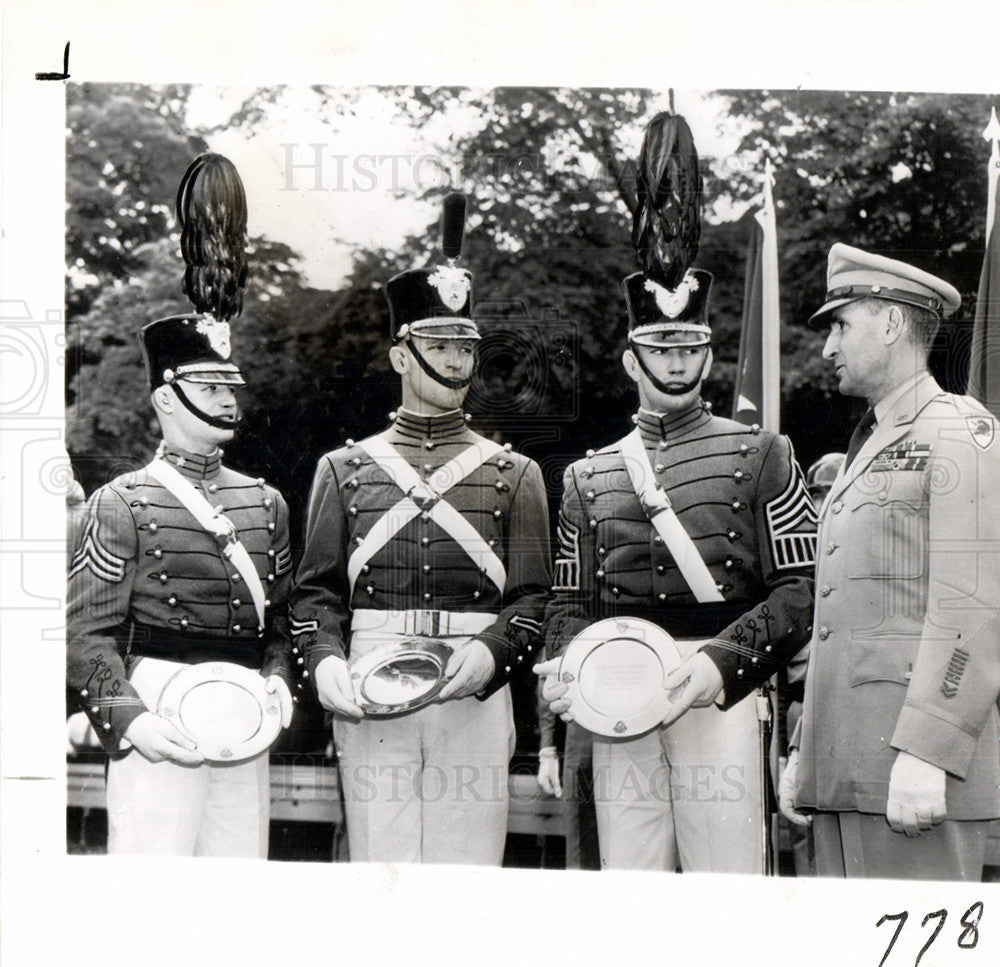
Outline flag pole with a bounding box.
[983,107,999,236]
[967,107,1000,416]
[758,159,781,433]
[733,159,782,433]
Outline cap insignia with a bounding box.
[196,316,232,359]
[427,266,471,312]
[645,272,700,319]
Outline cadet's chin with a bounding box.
[211,423,237,443]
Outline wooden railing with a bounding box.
[66,757,567,839]
[67,757,1000,869]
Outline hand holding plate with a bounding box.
[533,657,574,721]
[264,675,294,728]
[124,711,205,765]
[660,652,723,727]
[438,639,494,700]
[315,655,365,719]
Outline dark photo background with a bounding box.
[64,83,998,763]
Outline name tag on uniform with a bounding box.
[870,441,932,472]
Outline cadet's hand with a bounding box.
[438,640,495,700]
[264,675,294,729]
[886,751,947,837]
[778,750,812,828]
[124,712,204,765]
[660,652,724,727]
[314,655,365,719]
[533,658,573,722]
[537,746,562,797]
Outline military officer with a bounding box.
[67,314,295,857]
[780,244,1000,880]
[291,243,552,865]
[536,267,817,873]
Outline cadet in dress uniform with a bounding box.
[536,266,817,873]
[66,154,294,858]
[66,315,295,856]
[291,198,552,865]
[537,112,817,874]
[780,244,1000,880]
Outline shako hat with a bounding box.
[386,192,480,342]
[139,313,245,388]
[624,112,711,347]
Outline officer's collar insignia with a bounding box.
[427,266,471,312]
[645,272,700,319]
[196,316,232,359]
[966,416,995,450]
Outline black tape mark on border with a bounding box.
[35,41,70,81]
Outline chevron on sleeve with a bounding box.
[69,513,128,583]
[765,459,819,570]
[289,615,319,638]
[553,511,581,591]
[275,545,293,576]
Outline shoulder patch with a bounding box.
[69,512,128,583]
[764,457,818,570]
[966,415,996,450]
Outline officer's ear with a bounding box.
[389,343,410,376]
[884,304,906,345]
[621,347,641,386]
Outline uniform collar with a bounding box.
[635,401,711,445]
[155,441,223,480]
[872,371,937,428]
[392,407,469,442]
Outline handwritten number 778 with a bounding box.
[876,903,983,967]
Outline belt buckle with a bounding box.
[407,610,443,637]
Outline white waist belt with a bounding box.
[350,609,498,637]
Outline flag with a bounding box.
[968,106,1000,419]
[733,159,781,432]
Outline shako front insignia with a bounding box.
[427,266,471,312]
[196,316,233,358]
[645,271,700,319]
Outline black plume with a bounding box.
[440,192,467,260]
[176,153,249,321]
[631,112,702,290]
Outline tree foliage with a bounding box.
[66,84,1000,498]
[714,89,999,460]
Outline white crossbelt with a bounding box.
[348,434,506,595]
[619,429,724,604]
[147,458,268,630]
[350,609,498,637]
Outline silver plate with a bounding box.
[559,617,682,737]
[349,638,455,716]
[156,662,281,762]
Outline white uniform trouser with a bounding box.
[336,630,515,865]
[106,657,270,858]
[591,640,767,873]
